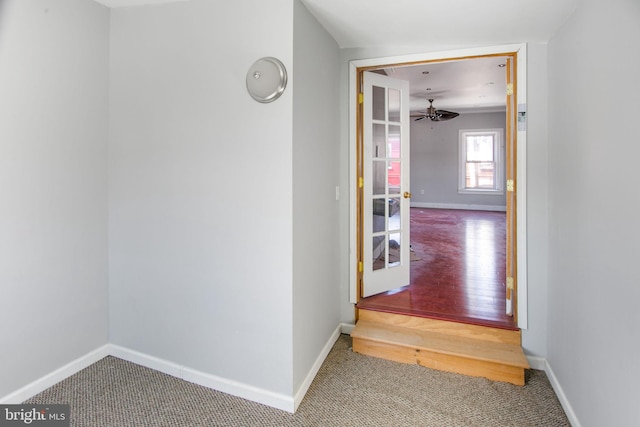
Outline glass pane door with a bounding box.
[362,72,410,297]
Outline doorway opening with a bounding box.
[359,207,514,329]
[350,46,527,330]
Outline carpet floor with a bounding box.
[26,335,569,426]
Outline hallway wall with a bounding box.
[108,0,296,399]
[0,0,109,399]
[547,0,640,424]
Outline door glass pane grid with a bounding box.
[369,125,404,270]
[371,197,403,271]
[368,78,406,275]
[371,232,404,270]
[372,130,403,195]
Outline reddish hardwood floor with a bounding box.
[358,208,517,330]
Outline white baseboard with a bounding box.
[181,365,295,413]
[109,344,295,413]
[410,202,506,212]
[108,344,183,378]
[525,356,581,426]
[544,360,581,427]
[111,326,345,413]
[8,328,577,424]
[526,355,546,371]
[293,325,341,411]
[340,322,355,335]
[1,325,347,413]
[0,345,110,404]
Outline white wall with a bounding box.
[411,112,507,209]
[547,0,640,424]
[339,45,550,359]
[108,0,296,397]
[292,0,342,397]
[0,0,109,399]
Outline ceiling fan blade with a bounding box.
[413,115,426,121]
[433,110,460,121]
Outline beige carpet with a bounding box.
[26,335,569,426]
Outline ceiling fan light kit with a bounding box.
[411,99,460,122]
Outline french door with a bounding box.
[361,71,411,298]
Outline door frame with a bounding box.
[348,43,529,329]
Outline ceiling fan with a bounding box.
[411,99,459,122]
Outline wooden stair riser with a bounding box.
[352,320,528,367]
[359,309,521,345]
[353,337,525,386]
[351,311,529,386]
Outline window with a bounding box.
[458,129,504,194]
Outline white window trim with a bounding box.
[458,128,504,195]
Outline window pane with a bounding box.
[388,125,401,159]
[373,236,385,270]
[372,160,386,195]
[388,232,401,268]
[372,86,385,121]
[388,161,401,194]
[466,162,495,189]
[373,123,386,158]
[372,199,386,231]
[388,198,401,231]
[466,135,494,161]
[388,89,400,122]
[459,129,503,194]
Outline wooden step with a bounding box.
[351,312,529,386]
[358,310,522,344]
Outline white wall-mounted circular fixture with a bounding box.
[246,57,288,103]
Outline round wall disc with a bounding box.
[246,57,288,103]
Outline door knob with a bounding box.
[404,191,412,199]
